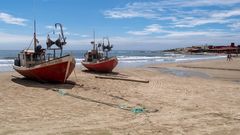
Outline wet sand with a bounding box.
[0,57,240,135]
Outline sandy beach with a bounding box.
[0,57,240,135]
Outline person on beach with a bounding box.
[227,53,232,61]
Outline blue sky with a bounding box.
[0,0,240,50]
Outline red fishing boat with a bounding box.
[81,37,118,72]
[13,22,76,83]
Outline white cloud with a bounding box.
[0,32,84,50]
[104,2,168,20]
[145,24,162,32]
[228,22,240,30]
[104,0,240,19]
[80,34,89,38]
[62,32,79,36]
[178,0,240,7]
[127,23,233,38]
[104,1,240,28]
[174,18,230,28]
[0,32,32,43]
[45,25,80,38]
[72,33,80,36]
[174,8,240,28]
[0,30,239,50]
[64,32,70,35]
[163,31,227,38]
[104,9,157,19]
[211,9,240,18]
[45,24,68,37]
[127,24,166,35]
[45,25,67,30]
[0,12,27,26]
[45,25,55,29]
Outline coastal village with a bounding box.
[164,42,240,55]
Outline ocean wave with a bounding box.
[0,55,227,72]
[164,53,185,57]
[0,59,14,64]
[163,58,176,62]
[118,60,149,63]
[117,56,179,63]
[175,55,226,62]
[117,56,167,60]
[0,64,13,67]
[75,58,84,65]
[2,57,16,59]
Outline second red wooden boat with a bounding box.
[82,56,118,72]
[82,37,118,73]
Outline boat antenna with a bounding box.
[33,20,37,52]
[93,29,96,50]
[33,0,37,53]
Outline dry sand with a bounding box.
[0,57,240,135]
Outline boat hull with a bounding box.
[81,57,118,72]
[13,55,76,83]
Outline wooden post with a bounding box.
[95,75,149,83]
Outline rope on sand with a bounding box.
[52,89,158,114]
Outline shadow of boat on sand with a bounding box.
[11,75,76,90]
[81,69,129,78]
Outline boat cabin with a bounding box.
[15,47,46,68]
[84,50,104,62]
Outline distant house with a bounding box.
[207,43,240,54]
[164,43,240,54]
[186,46,203,53]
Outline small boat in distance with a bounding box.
[81,37,118,72]
[13,21,76,83]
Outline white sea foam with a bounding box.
[164,53,184,57]
[156,59,165,62]
[119,60,149,63]
[75,58,84,65]
[0,55,227,71]
[117,55,226,64]
[0,62,13,72]
[175,55,226,62]
[118,56,166,60]
[0,64,13,67]
[0,59,14,64]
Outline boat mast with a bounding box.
[33,20,37,52]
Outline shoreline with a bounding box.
[0,55,225,73]
[145,57,240,82]
[4,56,239,83]
[0,53,227,73]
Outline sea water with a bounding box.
[0,50,226,72]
